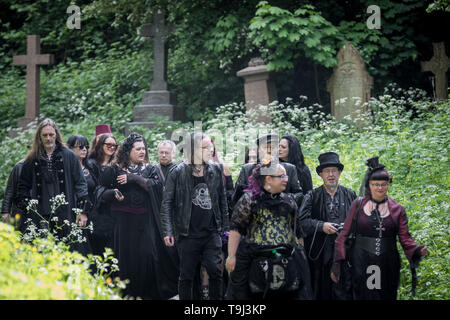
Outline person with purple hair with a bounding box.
[226,161,312,300]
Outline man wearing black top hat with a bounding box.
[298,152,356,300]
[230,134,303,209]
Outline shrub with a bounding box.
[0,222,123,299]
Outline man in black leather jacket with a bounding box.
[231,134,304,210]
[160,133,229,300]
[1,160,24,231]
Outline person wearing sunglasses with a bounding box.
[298,152,357,300]
[67,134,96,256]
[86,133,119,257]
[332,157,427,300]
[226,161,312,300]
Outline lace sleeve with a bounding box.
[230,192,253,235]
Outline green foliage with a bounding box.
[0,0,137,68]
[1,44,151,141]
[426,0,450,12]
[0,222,122,299]
[249,1,340,70]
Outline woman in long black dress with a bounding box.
[100,132,179,299]
[279,135,313,194]
[331,157,427,300]
[88,133,118,255]
[67,134,94,256]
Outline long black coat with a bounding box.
[17,146,89,225]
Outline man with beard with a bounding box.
[17,118,90,245]
[298,152,356,300]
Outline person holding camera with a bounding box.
[226,160,312,300]
[298,152,357,300]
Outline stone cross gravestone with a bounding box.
[421,42,449,100]
[126,9,182,136]
[326,41,373,124]
[236,57,277,123]
[13,35,54,128]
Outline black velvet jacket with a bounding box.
[17,145,89,221]
[298,185,357,260]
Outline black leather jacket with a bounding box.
[230,162,304,210]
[1,160,24,215]
[160,161,229,237]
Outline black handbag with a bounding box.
[344,196,362,266]
[248,244,301,297]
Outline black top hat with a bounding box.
[316,152,344,174]
[256,134,279,147]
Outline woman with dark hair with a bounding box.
[226,161,312,300]
[100,132,179,299]
[67,134,94,256]
[331,157,427,300]
[88,133,118,177]
[279,135,313,194]
[87,133,118,256]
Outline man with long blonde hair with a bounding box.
[17,118,90,250]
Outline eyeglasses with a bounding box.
[76,145,88,150]
[104,143,118,149]
[322,168,339,175]
[370,183,389,188]
[270,174,288,180]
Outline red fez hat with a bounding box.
[95,124,111,136]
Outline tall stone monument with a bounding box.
[237,57,277,123]
[421,42,449,100]
[12,35,54,128]
[326,41,373,123]
[126,9,182,136]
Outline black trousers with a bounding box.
[177,232,223,300]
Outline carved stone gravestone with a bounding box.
[12,35,54,128]
[236,57,277,123]
[326,41,373,124]
[421,42,450,100]
[126,9,183,136]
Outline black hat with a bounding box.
[256,134,278,147]
[316,152,344,174]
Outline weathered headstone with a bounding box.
[236,57,277,123]
[326,41,373,124]
[13,35,54,128]
[421,42,449,100]
[126,9,183,136]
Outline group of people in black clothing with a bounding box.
[1,118,427,300]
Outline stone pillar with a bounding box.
[237,57,278,123]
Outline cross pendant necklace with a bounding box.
[375,222,385,238]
